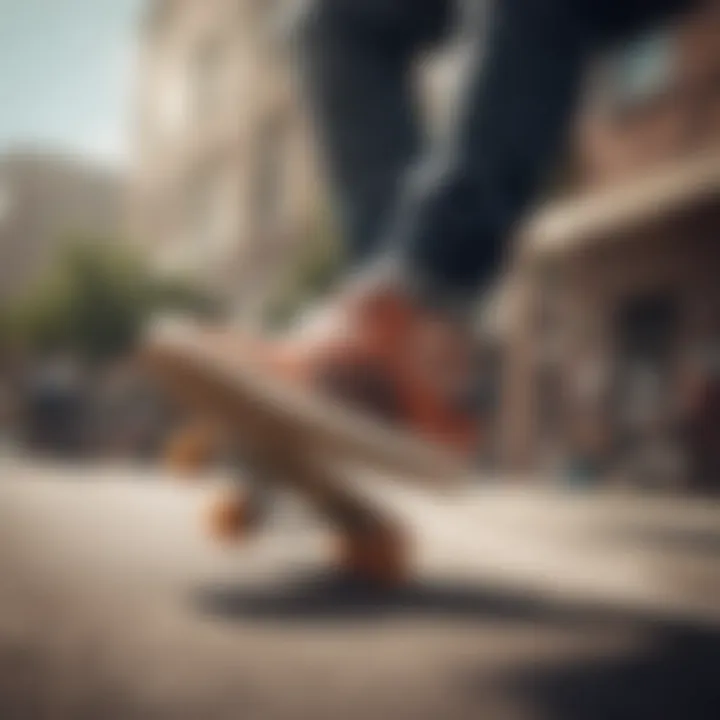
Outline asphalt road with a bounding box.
[1,460,719,720]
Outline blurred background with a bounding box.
[0,0,718,489]
[1,2,719,718]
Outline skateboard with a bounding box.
[140,318,467,586]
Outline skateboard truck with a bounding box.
[203,441,277,542]
[196,431,410,586]
[164,421,219,477]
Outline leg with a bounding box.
[389,0,696,304]
[388,0,593,302]
[293,0,452,264]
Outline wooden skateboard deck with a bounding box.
[140,319,468,584]
[142,318,465,482]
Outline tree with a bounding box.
[1,236,223,362]
[263,211,342,328]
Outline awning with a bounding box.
[520,148,720,258]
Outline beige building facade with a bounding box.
[130,0,321,316]
[0,150,123,300]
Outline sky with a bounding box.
[0,0,145,166]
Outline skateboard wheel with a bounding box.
[336,525,408,587]
[164,423,217,476]
[204,490,255,542]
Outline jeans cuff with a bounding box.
[360,253,483,325]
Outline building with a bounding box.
[501,1,720,484]
[0,149,124,300]
[130,0,322,318]
[130,0,476,318]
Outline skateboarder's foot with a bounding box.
[144,276,481,460]
[262,276,482,458]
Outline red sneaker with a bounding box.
[173,280,481,460]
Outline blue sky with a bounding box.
[0,0,144,166]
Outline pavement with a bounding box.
[1,459,719,720]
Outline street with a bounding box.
[1,460,719,720]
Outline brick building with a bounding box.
[501,1,720,484]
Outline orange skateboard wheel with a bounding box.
[204,489,255,543]
[336,524,409,587]
[164,423,217,476]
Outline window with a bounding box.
[190,37,228,119]
[604,29,677,113]
[0,181,13,224]
[247,0,282,29]
[156,67,188,133]
[156,35,229,135]
[614,294,679,431]
[143,0,176,37]
[253,116,287,234]
[184,170,238,263]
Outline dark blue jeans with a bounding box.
[293,0,693,301]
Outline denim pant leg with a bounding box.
[390,0,697,303]
[293,0,452,264]
[384,0,593,302]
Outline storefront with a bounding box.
[502,151,720,489]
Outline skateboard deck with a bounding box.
[142,318,465,481]
[140,318,468,585]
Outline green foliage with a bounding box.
[263,212,343,329]
[0,236,222,361]
[146,274,223,320]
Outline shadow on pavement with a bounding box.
[194,573,720,717]
[487,626,720,720]
[191,571,715,632]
